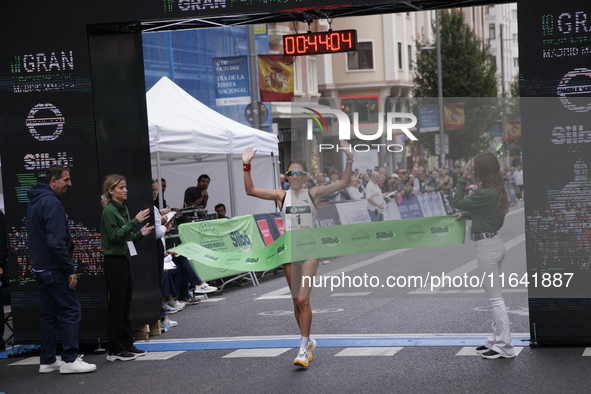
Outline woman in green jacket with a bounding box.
[100,174,153,362]
[453,152,514,360]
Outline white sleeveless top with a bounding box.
[280,189,317,231]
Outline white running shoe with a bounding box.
[60,355,97,374]
[307,338,317,362]
[293,349,309,367]
[193,282,217,294]
[166,300,185,309]
[39,359,61,374]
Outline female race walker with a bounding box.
[242,141,354,367]
[453,152,514,359]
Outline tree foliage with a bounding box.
[413,10,499,161]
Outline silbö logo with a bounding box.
[297,107,418,152]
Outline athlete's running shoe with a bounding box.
[293,349,309,367]
[307,338,317,362]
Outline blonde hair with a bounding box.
[101,174,127,207]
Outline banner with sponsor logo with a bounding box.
[396,195,424,219]
[171,216,465,273]
[258,54,294,102]
[178,215,266,253]
[418,104,440,133]
[383,200,402,221]
[335,200,371,224]
[417,192,447,217]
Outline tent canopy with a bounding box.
[147,76,278,158]
[146,76,279,217]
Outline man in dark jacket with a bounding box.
[0,210,7,352]
[27,165,96,374]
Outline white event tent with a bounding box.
[147,76,279,217]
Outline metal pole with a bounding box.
[226,154,238,217]
[436,10,445,168]
[500,23,505,96]
[247,25,261,130]
[156,151,164,210]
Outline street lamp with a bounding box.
[421,10,445,168]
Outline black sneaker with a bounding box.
[481,349,514,359]
[475,346,489,354]
[126,346,147,357]
[107,350,137,362]
[179,295,201,305]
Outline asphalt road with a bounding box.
[3,203,591,394]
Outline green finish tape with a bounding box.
[171,216,465,276]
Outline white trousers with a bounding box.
[475,235,514,356]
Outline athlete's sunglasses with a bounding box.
[286,170,307,177]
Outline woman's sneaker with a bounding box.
[107,350,138,362]
[307,338,317,362]
[60,355,97,374]
[481,349,514,359]
[475,345,489,354]
[293,349,310,367]
[126,346,147,357]
[193,282,218,294]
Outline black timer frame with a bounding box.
[0,0,589,346]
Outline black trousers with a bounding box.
[104,255,134,353]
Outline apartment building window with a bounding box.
[398,42,403,69]
[513,33,518,43]
[513,57,519,67]
[492,56,496,66]
[408,44,413,70]
[512,9,517,19]
[306,57,318,94]
[489,23,496,40]
[340,96,379,124]
[347,41,374,70]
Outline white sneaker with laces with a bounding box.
[167,300,185,309]
[162,303,180,314]
[293,348,309,367]
[60,355,97,374]
[193,282,217,294]
[39,359,62,374]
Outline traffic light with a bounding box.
[496,142,503,158]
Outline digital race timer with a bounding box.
[283,29,358,56]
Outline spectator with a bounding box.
[154,178,168,209]
[361,173,370,190]
[347,175,365,200]
[280,174,291,190]
[215,203,230,219]
[366,171,391,221]
[27,165,97,374]
[100,174,153,362]
[378,174,386,193]
[410,167,421,194]
[0,210,6,353]
[184,174,210,208]
[514,165,524,199]
[326,167,342,203]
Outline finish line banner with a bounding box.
[171,216,464,273]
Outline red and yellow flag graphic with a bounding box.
[443,103,465,131]
[507,120,521,139]
[258,54,294,102]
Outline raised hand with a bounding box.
[463,160,472,178]
[242,146,257,164]
[339,140,354,161]
[140,223,154,236]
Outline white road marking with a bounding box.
[222,348,291,358]
[137,351,185,361]
[335,347,403,357]
[330,292,372,297]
